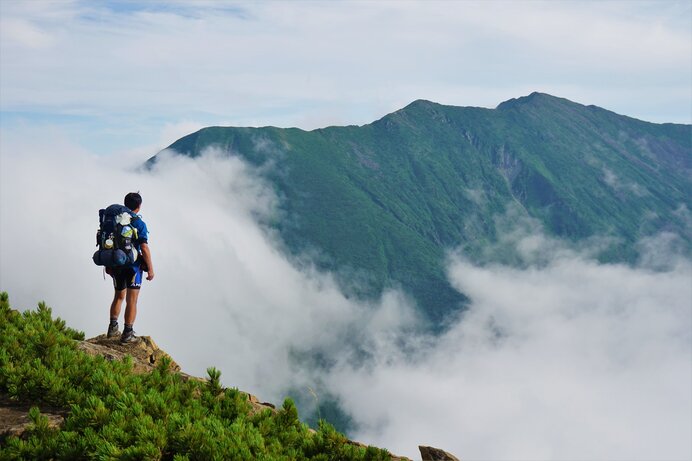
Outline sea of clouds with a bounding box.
[1,130,690,460]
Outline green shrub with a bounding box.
[0,292,390,460]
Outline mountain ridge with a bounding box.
[150,93,692,324]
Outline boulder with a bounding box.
[77,334,181,373]
[419,445,460,461]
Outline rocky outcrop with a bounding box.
[419,445,461,461]
[77,334,181,373]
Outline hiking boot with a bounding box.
[120,329,140,344]
[107,322,120,338]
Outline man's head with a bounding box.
[124,192,142,212]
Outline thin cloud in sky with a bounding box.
[1,0,690,153]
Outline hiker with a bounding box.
[104,192,154,343]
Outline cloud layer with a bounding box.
[1,128,690,460]
[1,0,690,154]
[329,230,691,460]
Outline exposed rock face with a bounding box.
[245,390,277,414]
[419,445,461,461]
[77,334,181,373]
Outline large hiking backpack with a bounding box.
[93,204,140,267]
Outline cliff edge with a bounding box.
[1,316,458,461]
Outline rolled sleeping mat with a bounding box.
[93,249,129,267]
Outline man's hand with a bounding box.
[140,243,154,281]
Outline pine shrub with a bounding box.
[0,292,391,460]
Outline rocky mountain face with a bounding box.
[151,93,692,325]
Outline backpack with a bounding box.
[93,204,140,267]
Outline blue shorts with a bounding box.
[109,266,143,290]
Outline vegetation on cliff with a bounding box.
[0,292,390,460]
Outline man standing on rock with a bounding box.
[106,192,155,344]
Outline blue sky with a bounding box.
[1,0,690,155]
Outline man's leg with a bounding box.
[110,289,126,319]
[124,288,139,326]
[107,270,127,337]
[120,266,142,343]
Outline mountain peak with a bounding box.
[397,93,580,118]
[398,99,442,113]
[496,92,578,111]
[375,99,446,125]
[407,98,438,107]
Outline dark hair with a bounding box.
[124,192,142,211]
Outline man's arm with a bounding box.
[140,243,155,281]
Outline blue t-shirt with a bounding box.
[131,214,149,267]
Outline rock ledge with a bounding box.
[419,445,461,461]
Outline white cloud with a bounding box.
[602,167,648,197]
[322,224,692,460]
[0,17,54,49]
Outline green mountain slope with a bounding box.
[151,93,692,324]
